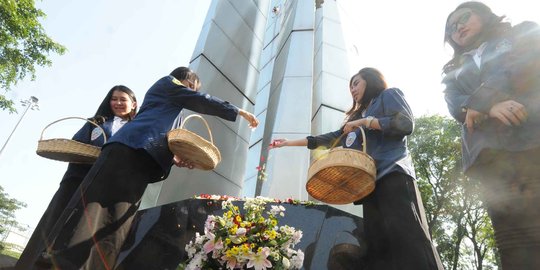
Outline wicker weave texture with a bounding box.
[167,114,221,170]
[37,139,101,164]
[307,148,376,204]
[36,117,106,164]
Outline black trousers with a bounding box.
[469,147,540,270]
[362,172,442,270]
[51,143,162,270]
[16,164,89,270]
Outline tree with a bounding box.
[0,0,66,113]
[0,185,26,251]
[409,115,499,270]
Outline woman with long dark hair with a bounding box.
[442,2,540,268]
[17,85,138,269]
[271,67,442,270]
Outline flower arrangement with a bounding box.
[183,196,305,270]
[193,194,317,206]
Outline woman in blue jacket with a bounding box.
[270,67,442,270]
[50,67,259,269]
[442,2,540,269]
[17,85,137,269]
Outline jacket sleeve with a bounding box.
[306,129,343,150]
[164,78,239,121]
[377,88,414,136]
[443,74,468,122]
[507,21,540,105]
[71,122,93,144]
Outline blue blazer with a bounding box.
[307,88,416,181]
[107,75,239,178]
[62,118,114,183]
[443,21,540,171]
[72,118,113,147]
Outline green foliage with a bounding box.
[0,185,26,251]
[0,0,66,112]
[410,115,499,270]
[0,242,22,258]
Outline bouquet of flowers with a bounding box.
[184,197,304,270]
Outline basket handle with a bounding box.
[179,114,214,145]
[329,126,367,153]
[40,116,108,143]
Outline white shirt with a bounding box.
[111,116,128,136]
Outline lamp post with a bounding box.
[0,96,39,157]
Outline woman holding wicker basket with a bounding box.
[17,85,138,269]
[270,68,442,270]
[49,67,258,269]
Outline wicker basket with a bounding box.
[167,114,221,170]
[306,127,376,204]
[36,117,107,164]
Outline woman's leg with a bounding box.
[364,173,441,270]
[51,144,162,269]
[15,165,88,270]
[473,148,540,270]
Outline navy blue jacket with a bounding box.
[62,118,114,183]
[307,88,416,181]
[107,75,239,178]
[443,21,540,171]
[72,119,112,146]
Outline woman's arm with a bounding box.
[375,88,414,136]
[270,129,343,150]
[269,138,308,148]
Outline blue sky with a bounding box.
[0,0,212,229]
[0,0,538,234]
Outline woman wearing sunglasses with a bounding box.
[442,2,540,269]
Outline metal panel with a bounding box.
[270,76,313,134]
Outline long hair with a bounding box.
[442,1,510,73]
[345,67,387,120]
[93,85,137,123]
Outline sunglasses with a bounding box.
[447,11,472,35]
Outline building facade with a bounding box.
[141,0,361,216]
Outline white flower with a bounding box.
[270,205,286,216]
[236,227,247,236]
[292,230,303,245]
[282,257,291,269]
[185,241,197,257]
[291,250,304,269]
[186,251,206,270]
[204,215,216,231]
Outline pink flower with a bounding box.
[221,254,239,270]
[203,232,223,254]
[247,247,272,270]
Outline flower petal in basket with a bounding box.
[306,127,376,204]
[167,114,221,170]
[36,117,107,164]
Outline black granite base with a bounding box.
[115,199,366,270]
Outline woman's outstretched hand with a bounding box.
[239,109,259,128]
[269,139,287,149]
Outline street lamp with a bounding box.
[0,96,40,157]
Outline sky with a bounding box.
[0,0,538,236]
